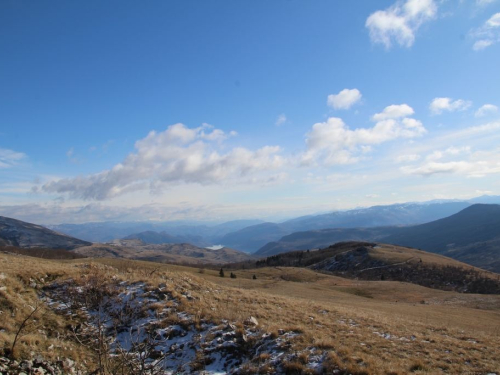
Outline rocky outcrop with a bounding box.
[0,356,84,375]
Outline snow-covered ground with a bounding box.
[41,274,333,374]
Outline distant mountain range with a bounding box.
[0,215,253,265]
[218,223,291,253]
[255,204,500,273]
[3,197,500,272]
[221,201,475,252]
[32,195,500,252]
[48,219,264,244]
[0,216,91,249]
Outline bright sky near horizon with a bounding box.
[1,0,500,224]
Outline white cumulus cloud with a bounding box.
[372,104,415,121]
[471,12,500,50]
[429,97,472,115]
[327,89,362,110]
[365,0,437,48]
[42,123,284,200]
[475,104,499,117]
[487,12,500,27]
[301,105,426,166]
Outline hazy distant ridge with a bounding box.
[255,204,500,273]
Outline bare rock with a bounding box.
[244,316,258,327]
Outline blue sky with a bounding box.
[1,0,500,224]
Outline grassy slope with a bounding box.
[326,244,500,293]
[253,241,498,273]
[1,253,500,374]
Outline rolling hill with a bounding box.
[123,230,210,247]
[0,216,91,249]
[73,239,253,265]
[255,204,500,273]
[252,241,500,294]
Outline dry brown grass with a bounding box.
[0,254,93,363]
[1,253,499,374]
[371,244,500,277]
[168,264,500,373]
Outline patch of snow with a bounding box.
[41,274,342,374]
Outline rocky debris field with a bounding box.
[0,356,81,375]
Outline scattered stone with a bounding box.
[244,316,259,327]
[62,358,75,369]
[0,356,78,375]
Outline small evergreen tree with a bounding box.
[219,268,225,277]
[230,272,236,279]
[252,274,257,280]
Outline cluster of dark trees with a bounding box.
[255,242,376,268]
[219,268,237,278]
[219,268,257,280]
